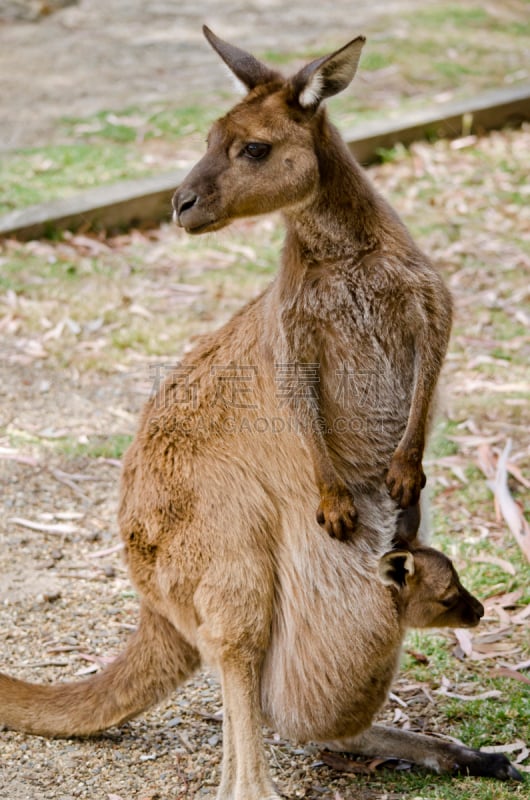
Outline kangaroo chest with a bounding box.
[274,269,415,469]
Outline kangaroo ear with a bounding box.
[291,35,366,110]
[378,550,415,588]
[203,26,281,91]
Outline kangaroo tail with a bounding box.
[0,604,200,737]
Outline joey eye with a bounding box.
[242,142,271,160]
[439,596,457,609]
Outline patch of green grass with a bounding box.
[374,773,528,800]
[487,309,527,342]
[428,419,460,458]
[110,325,173,356]
[505,21,530,36]
[3,425,133,460]
[54,433,133,460]
[62,104,217,144]
[502,190,529,206]
[374,143,409,164]
[433,61,475,80]
[433,505,530,599]
[412,5,491,28]
[0,104,218,215]
[451,680,529,749]
[258,47,330,66]
[3,427,43,450]
[0,143,155,215]
[0,247,115,292]
[361,51,393,71]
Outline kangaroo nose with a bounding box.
[174,189,199,218]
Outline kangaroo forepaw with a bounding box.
[316,484,358,540]
[386,451,426,508]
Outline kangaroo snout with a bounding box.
[470,596,485,625]
[173,188,199,225]
[459,589,485,628]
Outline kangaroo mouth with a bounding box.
[183,217,228,235]
[186,221,214,234]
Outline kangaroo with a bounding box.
[0,545,521,795]
[1,29,522,798]
[172,27,453,541]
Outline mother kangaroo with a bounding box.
[1,28,522,799]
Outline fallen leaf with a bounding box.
[68,234,110,255]
[454,628,473,657]
[77,653,116,666]
[0,449,39,467]
[470,646,521,661]
[515,748,530,765]
[87,543,125,559]
[392,708,410,726]
[75,664,100,676]
[490,668,530,685]
[456,380,530,394]
[472,555,516,575]
[473,626,513,645]
[509,658,530,670]
[404,648,430,665]
[506,461,530,489]
[436,688,502,700]
[472,641,518,654]
[485,588,524,608]
[476,442,496,479]
[480,740,528,755]
[450,434,503,448]
[319,751,373,775]
[18,339,48,359]
[388,691,408,708]
[9,517,78,535]
[487,440,530,563]
[129,303,153,318]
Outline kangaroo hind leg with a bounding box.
[194,551,281,800]
[324,724,523,782]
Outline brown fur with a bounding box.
[0,30,522,797]
[173,28,451,540]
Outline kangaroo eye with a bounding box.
[440,596,457,609]
[242,142,271,160]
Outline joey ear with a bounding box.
[203,26,281,91]
[291,35,366,110]
[378,550,415,588]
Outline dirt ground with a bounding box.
[1,0,431,149]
